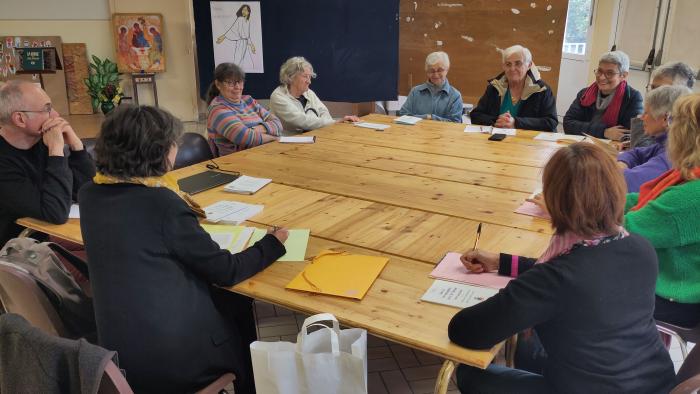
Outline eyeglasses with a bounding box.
[16,104,53,114]
[428,68,446,74]
[594,68,621,79]
[221,80,244,87]
[504,61,525,68]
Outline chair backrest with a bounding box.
[82,137,97,161]
[174,132,214,169]
[0,262,66,336]
[675,344,700,393]
[97,360,134,394]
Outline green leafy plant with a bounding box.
[84,55,123,112]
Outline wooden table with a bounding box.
[18,114,559,390]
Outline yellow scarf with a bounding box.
[93,172,206,217]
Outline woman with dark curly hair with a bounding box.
[79,105,288,393]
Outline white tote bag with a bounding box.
[250,313,368,394]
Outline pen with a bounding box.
[472,223,482,251]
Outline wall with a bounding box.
[1,0,200,121]
[586,0,618,84]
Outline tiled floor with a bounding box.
[251,300,692,394]
[254,300,466,394]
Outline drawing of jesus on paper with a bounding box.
[211,1,264,73]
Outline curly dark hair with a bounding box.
[95,105,183,178]
[205,62,246,103]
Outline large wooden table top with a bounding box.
[18,114,560,368]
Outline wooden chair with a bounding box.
[174,132,214,169]
[0,262,66,336]
[657,320,700,360]
[671,343,700,394]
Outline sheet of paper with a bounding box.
[204,201,263,224]
[491,127,517,136]
[354,122,391,130]
[69,204,80,219]
[394,115,422,125]
[224,175,272,194]
[279,136,315,143]
[514,201,550,219]
[430,252,513,289]
[534,133,585,142]
[201,224,255,253]
[464,125,491,133]
[248,228,310,261]
[421,280,499,309]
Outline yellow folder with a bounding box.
[285,250,389,300]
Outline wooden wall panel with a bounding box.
[399,0,569,104]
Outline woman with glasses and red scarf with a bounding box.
[563,51,643,141]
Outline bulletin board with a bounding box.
[0,35,70,115]
[398,0,569,104]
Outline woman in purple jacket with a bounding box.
[617,85,691,192]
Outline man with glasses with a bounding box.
[563,51,643,141]
[0,80,95,246]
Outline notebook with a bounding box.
[430,252,513,289]
[286,250,389,299]
[177,171,240,195]
[224,175,272,195]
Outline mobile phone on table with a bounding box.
[488,133,506,141]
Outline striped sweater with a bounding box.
[207,95,283,155]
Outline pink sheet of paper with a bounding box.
[514,201,550,219]
[429,252,513,289]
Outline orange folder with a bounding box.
[285,250,389,300]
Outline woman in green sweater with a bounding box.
[624,93,700,328]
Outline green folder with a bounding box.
[249,228,310,262]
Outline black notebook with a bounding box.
[177,171,239,195]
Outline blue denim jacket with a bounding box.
[399,80,463,123]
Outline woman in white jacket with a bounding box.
[270,56,359,133]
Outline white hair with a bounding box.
[425,51,450,70]
[0,80,30,125]
[599,51,630,73]
[651,62,696,89]
[279,56,317,86]
[501,45,532,65]
[645,85,692,118]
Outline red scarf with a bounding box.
[631,167,700,211]
[579,80,627,127]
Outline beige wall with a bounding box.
[1,0,200,121]
[587,0,618,83]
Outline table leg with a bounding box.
[433,360,455,394]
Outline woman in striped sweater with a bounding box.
[206,62,282,156]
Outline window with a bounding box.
[562,0,594,56]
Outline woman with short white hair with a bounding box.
[617,85,691,192]
[398,51,463,122]
[270,56,359,133]
[470,45,558,132]
[563,50,643,140]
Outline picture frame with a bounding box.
[112,13,166,73]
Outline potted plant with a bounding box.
[84,55,123,115]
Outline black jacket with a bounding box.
[0,138,95,245]
[563,85,643,137]
[448,234,675,394]
[470,71,558,132]
[79,183,285,393]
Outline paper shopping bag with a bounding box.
[250,313,367,394]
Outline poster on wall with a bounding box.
[210,2,264,73]
[112,13,166,73]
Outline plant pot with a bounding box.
[100,102,115,115]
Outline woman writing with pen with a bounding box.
[447,143,674,393]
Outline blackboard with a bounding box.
[193,0,400,102]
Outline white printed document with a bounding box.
[69,204,80,219]
[204,201,264,224]
[224,175,272,195]
[394,115,422,125]
[279,136,315,144]
[463,125,516,136]
[491,127,517,136]
[534,133,585,142]
[421,280,499,309]
[354,122,390,131]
